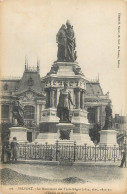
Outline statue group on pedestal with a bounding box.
[56,20,77,62]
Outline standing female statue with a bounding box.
[57,82,75,122]
[56,24,67,61]
[66,20,76,62]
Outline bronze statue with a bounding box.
[57,82,75,122]
[12,97,24,126]
[66,20,76,62]
[56,24,67,61]
[103,102,113,130]
[56,20,77,62]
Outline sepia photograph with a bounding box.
[0,0,127,193]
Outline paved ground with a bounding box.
[0,162,127,185]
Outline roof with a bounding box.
[17,71,42,94]
[0,80,20,94]
[86,82,103,95]
[0,70,43,95]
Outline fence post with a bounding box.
[35,142,37,160]
[45,142,48,160]
[56,140,58,161]
[24,142,27,160]
[124,140,126,167]
[114,145,116,163]
[95,145,96,162]
[104,145,106,162]
[84,144,87,161]
[74,141,76,162]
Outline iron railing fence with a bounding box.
[18,142,124,162]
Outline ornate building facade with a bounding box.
[0,60,110,142]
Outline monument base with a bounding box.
[34,133,58,144]
[71,109,88,124]
[73,133,94,146]
[57,140,74,146]
[99,129,118,147]
[40,108,59,123]
[9,127,28,143]
[56,123,74,141]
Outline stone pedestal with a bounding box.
[34,133,58,144]
[71,109,88,124]
[73,133,94,146]
[40,108,59,123]
[71,109,94,146]
[9,127,28,143]
[35,108,59,144]
[99,129,118,147]
[57,123,74,140]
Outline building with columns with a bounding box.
[0,59,110,143]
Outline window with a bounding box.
[1,105,9,119]
[24,106,34,119]
[87,108,96,123]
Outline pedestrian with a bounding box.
[2,144,8,163]
[119,148,126,168]
[11,137,19,163]
[6,142,11,163]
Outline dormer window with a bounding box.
[4,83,8,90]
[28,76,34,86]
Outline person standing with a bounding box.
[11,137,19,163]
[119,148,126,168]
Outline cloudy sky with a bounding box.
[0,0,127,115]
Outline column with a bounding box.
[101,105,106,128]
[9,104,13,123]
[54,89,57,108]
[81,90,85,109]
[36,104,40,125]
[50,88,55,108]
[76,88,80,109]
[39,104,42,122]
[96,106,100,123]
[45,88,50,108]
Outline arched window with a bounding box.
[1,105,9,119]
[24,106,35,119]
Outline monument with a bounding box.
[99,102,118,147]
[9,97,28,143]
[35,20,93,145]
[56,81,75,145]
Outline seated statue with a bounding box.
[57,82,75,123]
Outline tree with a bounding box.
[89,123,101,144]
[0,122,12,145]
